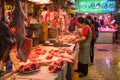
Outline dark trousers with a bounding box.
[90,39,95,63]
[79,62,88,75]
[114,31,118,40]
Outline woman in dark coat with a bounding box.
[0,21,15,63]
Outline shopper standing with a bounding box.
[93,17,100,39]
[86,15,96,65]
[74,17,92,77]
[112,21,119,40]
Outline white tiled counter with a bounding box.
[96,28,116,44]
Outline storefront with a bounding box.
[76,0,117,44]
[0,0,78,80]
[0,0,119,79]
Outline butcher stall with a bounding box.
[0,34,78,80]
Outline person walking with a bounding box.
[74,17,92,77]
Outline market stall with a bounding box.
[0,0,78,80]
[96,27,117,44]
[0,41,76,80]
[76,0,117,44]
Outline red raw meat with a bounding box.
[54,49,59,52]
[45,53,54,59]
[39,50,46,55]
[28,54,39,59]
[35,51,41,55]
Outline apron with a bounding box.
[78,26,92,64]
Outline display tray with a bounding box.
[54,43,71,47]
[18,69,39,74]
[42,42,71,47]
[42,43,54,46]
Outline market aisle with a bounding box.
[72,43,120,80]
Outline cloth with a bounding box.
[79,62,88,75]
[41,23,48,41]
[82,27,89,37]
[78,42,90,64]
[66,63,73,80]
[79,26,92,42]
[90,39,95,63]
[74,18,78,26]
[41,11,49,23]
[93,21,99,38]
[93,21,99,31]
[90,23,96,40]
[78,26,92,64]
[0,21,15,60]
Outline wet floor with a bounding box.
[72,43,120,80]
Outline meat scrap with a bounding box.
[32,46,46,55]
[60,54,75,61]
[48,59,63,73]
[45,53,54,59]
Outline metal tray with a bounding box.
[19,69,39,74]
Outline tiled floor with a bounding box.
[72,43,120,80]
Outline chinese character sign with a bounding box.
[77,0,116,13]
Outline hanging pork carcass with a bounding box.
[10,0,32,62]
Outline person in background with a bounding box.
[40,7,49,41]
[100,19,104,27]
[74,17,92,77]
[5,11,12,25]
[86,15,96,66]
[5,11,10,24]
[93,17,100,39]
[111,20,119,40]
[0,21,15,66]
[40,7,50,23]
[57,8,65,35]
[68,13,78,34]
[68,13,75,33]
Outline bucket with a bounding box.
[48,28,57,38]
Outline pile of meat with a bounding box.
[48,59,63,73]
[13,46,47,62]
[13,46,75,73]
[19,62,40,73]
[28,46,47,61]
[45,48,74,61]
[46,47,75,73]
